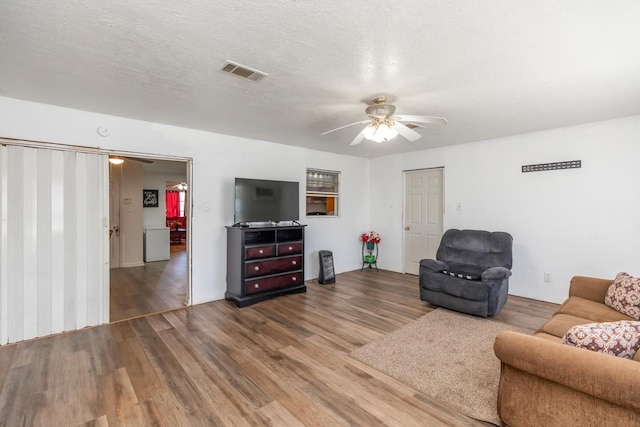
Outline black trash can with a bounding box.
[318,250,335,285]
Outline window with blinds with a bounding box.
[306,169,339,217]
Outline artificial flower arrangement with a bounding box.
[360,231,381,244]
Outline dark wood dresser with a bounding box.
[225,225,306,307]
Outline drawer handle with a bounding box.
[259,249,264,254]
[254,283,260,289]
[288,246,293,251]
[254,266,260,271]
[292,260,297,266]
[292,277,297,282]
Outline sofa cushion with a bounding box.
[562,320,640,359]
[557,296,634,323]
[533,331,563,343]
[539,313,597,338]
[605,272,640,320]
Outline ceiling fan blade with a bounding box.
[395,115,448,125]
[392,122,422,142]
[350,125,370,146]
[322,120,370,135]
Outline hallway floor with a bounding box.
[110,244,187,322]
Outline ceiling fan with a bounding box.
[322,97,447,146]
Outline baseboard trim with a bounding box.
[122,262,145,268]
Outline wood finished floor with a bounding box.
[0,269,558,426]
[110,244,188,322]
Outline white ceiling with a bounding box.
[1,1,639,158]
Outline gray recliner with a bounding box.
[419,229,513,317]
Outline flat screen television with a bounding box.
[234,178,299,224]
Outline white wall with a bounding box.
[370,115,640,303]
[0,96,369,306]
[6,95,635,308]
[120,160,144,267]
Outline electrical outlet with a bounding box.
[544,272,552,282]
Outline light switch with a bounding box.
[204,202,210,212]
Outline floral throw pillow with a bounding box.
[605,272,640,320]
[562,321,640,359]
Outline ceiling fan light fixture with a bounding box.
[363,123,398,143]
[379,124,399,141]
[362,125,376,140]
[322,95,446,146]
[108,157,124,165]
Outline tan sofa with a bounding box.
[493,276,640,426]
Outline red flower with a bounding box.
[360,231,381,244]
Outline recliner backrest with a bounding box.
[436,229,513,271]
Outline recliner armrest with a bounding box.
[420,259,448,272]
[481,266,512,280]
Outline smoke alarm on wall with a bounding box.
[97,127,110,137]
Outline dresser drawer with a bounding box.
[245,255,303,278]
[245,244,275,260]
[244,272,303,295]
[277,242,303,256]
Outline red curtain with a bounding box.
[166,191,180,217]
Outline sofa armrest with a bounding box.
[569,276,614,303]
[494,331,640,412]
[419,259,448,272]
[481,266,512,280]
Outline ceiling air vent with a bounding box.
[219,60,268,81]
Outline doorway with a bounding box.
[404,168,444,275]
[109,157,191,322]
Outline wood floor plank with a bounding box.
[156,327,255,427]
[0,269,559,426]
[252,401,307,427]
[34,349,100,426]
[95,367,144,426]
[232,350,344,427]
[110,246,187,322]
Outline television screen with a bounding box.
[234,178,299,223]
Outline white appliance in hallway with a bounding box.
[144,227,170,262]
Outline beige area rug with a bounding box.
[351,308,527,425]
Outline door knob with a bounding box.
[404,226,410,230]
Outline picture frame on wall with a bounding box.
[143,189,159,208]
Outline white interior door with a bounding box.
[109,163,121,268]
[404,168,444,275]
[0,143,108,345]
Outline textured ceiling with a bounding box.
[1,1,639,158]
